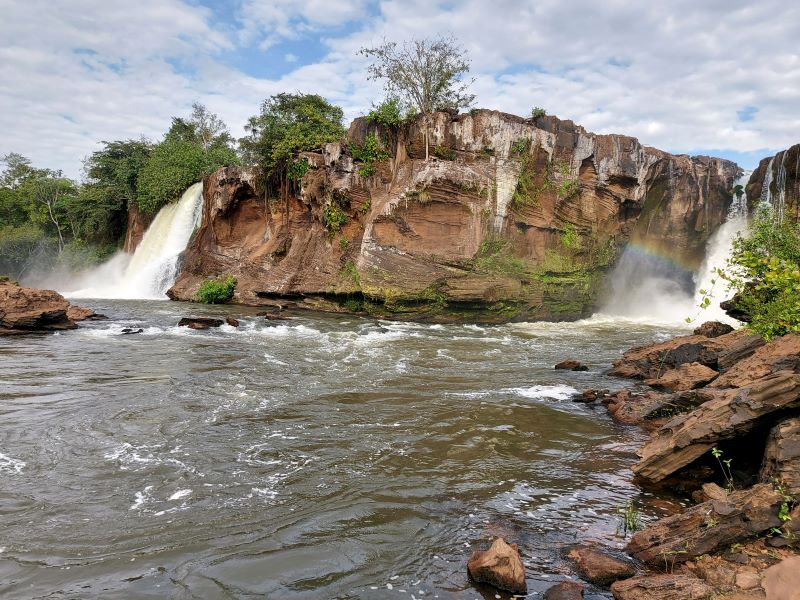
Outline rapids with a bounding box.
[0,301,690,599]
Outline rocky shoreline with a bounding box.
[0,280,103,335]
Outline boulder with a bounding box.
[555,360,589,371]
[605,389,711,427]
[693,321,735,338]
[611,330,763,380]
[626,484,783,566]
[566,546,636,585]
[643,362,718,392]
[467,537,526,594]
[711,334,800,389]
[633,372,800,482]
[177,317,224,330]
[544,580,584,600]
[225,317,240,327]
[0,281,79,333]
[66,305,106,321]
[610,574,713,600]
[763,556,800,600]
[760,417,800,496]
[120,328,143,335]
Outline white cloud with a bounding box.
[0,0,798,179]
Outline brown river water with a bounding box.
[0,300,689,599]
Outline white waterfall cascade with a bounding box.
[599,172,751,326]
[63,183,204,299]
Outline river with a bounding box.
[0,300,689,599]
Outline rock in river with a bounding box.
[467,537,526,594]
[177,317,224,330]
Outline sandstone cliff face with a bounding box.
[746,143,800,222]
[123,203,154,253]
[168,110,739,321]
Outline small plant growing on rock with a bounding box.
[196,275,236,304]
[349,133,389,177]
[560,223,580,249]
[323,204,349,234]
[339,237,349,251]
[511,138,531,157]
[532,106,547,119]
[711,447,735,491]
[431,145,456,161]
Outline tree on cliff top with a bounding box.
[240,93,345,185]
[359,35,475,160]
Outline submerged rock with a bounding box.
[0,281,88,334]
[177,317,224,330]
[555,360,589,371]
[120,328,143,335]
[544,580,584,599]
[467,537,527,594]
[566,546,636,586]
[610,574,712,600]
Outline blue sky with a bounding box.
[1,0,798,178]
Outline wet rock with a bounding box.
[177,317,224,330]
[643,362,718,392]
[605,389,702,427]
[66,305,106,321]
[626,484,783,566]
[693,321,735,338]
[258,312,287,321]
[467,537,527,594]
[711,334,800,389]
[634,372,800,482]
[610,574,713,600]
[0,281,78,333]
[574,389,601,403]
[555,360,589,371]
[763,556,800,599]
[225,317,240,327]
[760,417,800,496]
[544,580,584,599]
[567,546,636,585]
[611,330,763,380]
[120,328,143,335]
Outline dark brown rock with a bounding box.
[544,580,584,600]
[467,537,526,594]
[711,334,800,389]
[177,317,224,330]
[0,281,79,333]
[760,417,800,496]
[693,321,735,338]
[225,317,240,327]
[626,484,783,566]
[567,546,636,585]
[643,362,718,391]
[634,372,800,482]
[611,574,712,600]
[556,360,589,371]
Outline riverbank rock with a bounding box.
[177,317,224,330]
[0,281,86,334]
[760,417,800,495]
[225,317,240,327]
[763,556,800,600]
[66,305,106,321]
[633,372,800,482]
[694,321,735,338]
[555,360,589,371]
[467,537,527,594]
[611,330,764,380]
[710,334,800,389]
[544,580,584,599]
[567,546,636,585]
[610,574,712,600]
[626,484,783,566]
[643,362,718,392]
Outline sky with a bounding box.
[1,0,798,179]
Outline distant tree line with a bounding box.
[1,35,478,280]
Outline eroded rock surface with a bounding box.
[168,110,738,321]
[567,546,636,586]
[760,417,800,495]
[544,580,584,600]
[610,574,712,600]
[643,362,718,392]
[0,281,89,334]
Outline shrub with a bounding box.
[323,204,349,233]
[431,145,456,161]
[532,107,547,119]
[349,133,389,177]
[196,275,237,304]
[366,97,410,128]
[560,223,580,249]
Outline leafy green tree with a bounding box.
[724,207,800,338]
[240,93,345,182]
[137,108,238,214]
[359,36,475,160]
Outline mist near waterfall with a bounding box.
[34,183,204,300]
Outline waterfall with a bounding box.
[63,183,203,299]
[599,172,750,325]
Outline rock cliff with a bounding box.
[168,110,739,321]
[746,143,800,222]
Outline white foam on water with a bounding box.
[510,384,579,401]
[168,489,192,501]
[0,452,25,474]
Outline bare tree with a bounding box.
[359,35,475,160]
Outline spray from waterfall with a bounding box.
[60,183,204,299]
[598,172,751,325]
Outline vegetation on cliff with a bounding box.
[195,275,237,304]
